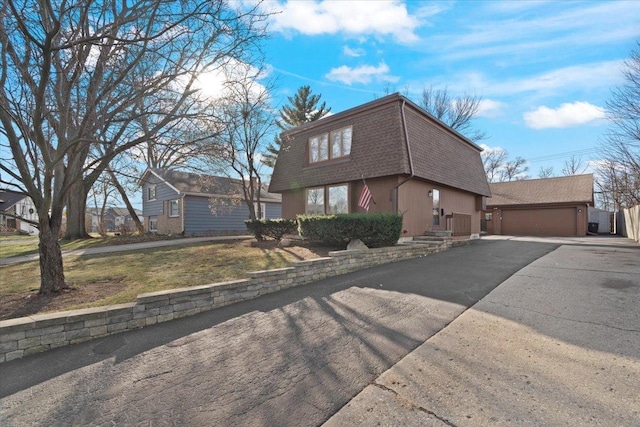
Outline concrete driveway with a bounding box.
[325,236,640,426]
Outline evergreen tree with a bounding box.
[262,86,330,167]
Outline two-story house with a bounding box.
[269,93,491,238]
[0,189,39,235]
[139,168,282,235]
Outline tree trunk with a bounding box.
[64,180,91,240]
[108,167,145,234]
[38,218,68,294]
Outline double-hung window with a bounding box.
[149,216,158,232]
[169,200,180,217]
[148,185,156,201]
[253,202,266,219]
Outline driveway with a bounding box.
[325,236,640,426]
[0,239,556,426]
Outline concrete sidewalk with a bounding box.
[324,237,640,426]
[0,235,252,265]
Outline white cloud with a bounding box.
[431,1,640,61]
[343,45,365,57]
[523,101,605,129]
[450,60,625,98]
[325,62,399,85]
[477,99,505,118]
[269,1,421,43]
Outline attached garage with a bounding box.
[501,207,577,236]
[485,175,594,237]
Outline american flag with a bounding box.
[358,183,373,211]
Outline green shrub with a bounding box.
[296,213,403,248]
[245,218,298,241]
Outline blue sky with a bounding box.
[258,0,640,178]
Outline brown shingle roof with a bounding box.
[269,93,490,197]
[487,174,594,207]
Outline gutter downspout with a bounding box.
[392,99,415,214]
[181,193,186,235]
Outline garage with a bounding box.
[501,207,577,236]
[484,175,594,237]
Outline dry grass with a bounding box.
[0,239,338,320]
[0,233,187,259]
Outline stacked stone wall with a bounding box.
[0,239,464,363]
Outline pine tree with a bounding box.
[262,86,330,167]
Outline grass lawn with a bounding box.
[0,239,334,320]
[0,233,186,259]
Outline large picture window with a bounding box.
[306,184,349,214]
[328,185,348,214]
[309,126,352,164]
[306,188,325,214]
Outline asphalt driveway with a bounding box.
[0,239,558,426]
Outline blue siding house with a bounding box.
[139,168,282,235]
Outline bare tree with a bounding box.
[203,65,275,220]
[481,146,508,183]
[538,166,554,179]
[0,0,267,294]
[599,41,640,206]
[420,86,486,141]
[562,155,587,176]
[500,157,529,182]
[595,159,640,209]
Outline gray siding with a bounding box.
[184,196,282,234]
[265,203,282,219]
[142,175,179,216]
[184,196,249,234]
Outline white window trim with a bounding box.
[253,202,267,220]
[148,185,156,201]
[169,199,180,217]
[148,216,158,232]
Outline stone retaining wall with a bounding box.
[0,239,466,363]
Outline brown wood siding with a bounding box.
[281,190,305,219]
[350,176,396,214]
[398,179,430,236]
[440,185,482,234]
[397,179,481,236]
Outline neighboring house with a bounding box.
[0,189,39,235]
[139,168,282,235]
[269,93,491,237]
[86,207,143,233]
[484,174,594,237]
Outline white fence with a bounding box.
[617,205,640,242]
